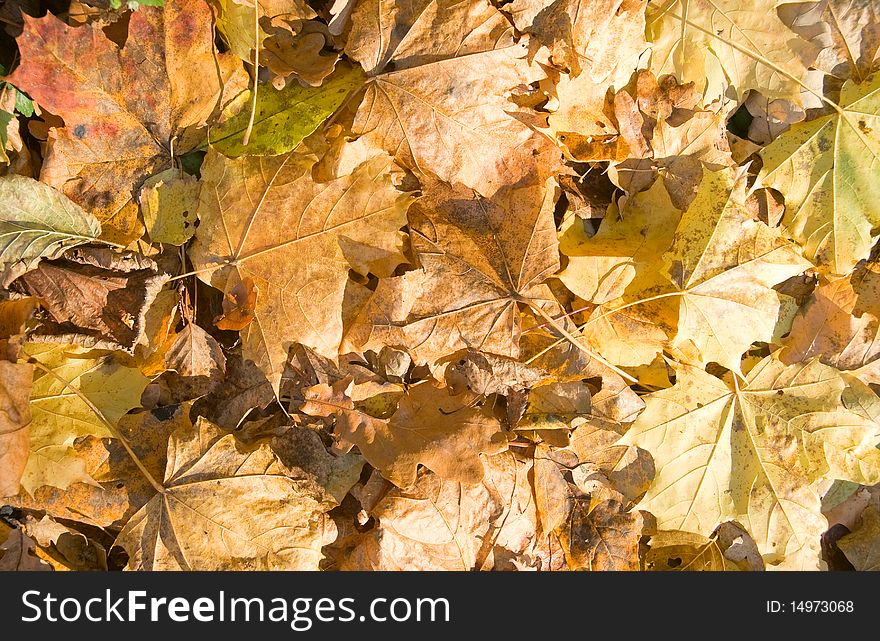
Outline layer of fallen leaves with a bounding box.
[1,0,880,572]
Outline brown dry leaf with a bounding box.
[190,149,413,392]
[781,261,880,382]
[215,276,258,331]
[117,416,336,570]
[341,452,552,570]
[164,323,226,381]
[344,178,559,365]
[443,349,550,397]
[263,19,340,87]
[558,498,644,570]
[19,248,168,352]
[506,0,647,84]
[8,0,246,242]
[302,378,507,487]
[193,355,275,430]
[838,506,880,570]
[567,418,654,504]
[778,0,880,83]
[0,526,52,571]
[342,0,557,196]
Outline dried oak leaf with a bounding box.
[341,0,557,196]
[117,417,336,570]
[8,0,246,242]
[302,378,507,487]
[190,149,414,392]
[262,19,340,88]
[344,179,559,365]
[620,355,880,569]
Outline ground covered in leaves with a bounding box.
[1,0,880,571]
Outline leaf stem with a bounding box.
[241,0,260,146]
[524,299,638,384]
[523,291,684,366]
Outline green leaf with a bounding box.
[13,89,34,117]
[0,109,11,164]
[0,175,102,286]
[758,75,880,277]
[208,62,366,157]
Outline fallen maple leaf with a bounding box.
[20,342,148,494]
[302,378,507,486]
[758,74,880,277]
[117,416,335,570]
[344,178,560,364]
[647,0,817,102]
[620,354,880,569]
[190,149,414,392]
[341,0,556,195]
[9,0,246,241]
